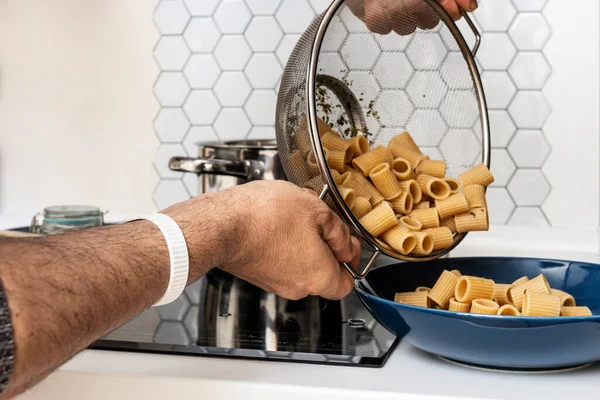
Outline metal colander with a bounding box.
[275,0,490,279]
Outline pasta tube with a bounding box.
[416,174,451,200]
[342,173,372,200]
[435,193,470,220]
[470,299,500,315]
[392,157,414,181]
[455,276,495,303]
[424,227,453,251]
[390,191,413,215]
[449,298,471,313]
[450,270,462,277]
[410,208,440,229]
[390,131,423,154]
[414,201,430,210]
[509,274,551,311]
[398,216,422,231]
[416,286,431,293]
[346,135,369,157]
[327,150,347,173]
[454,208,489,232]
[321,131,354,162]
[560,306,592,317]
[522,291,560,317]
[428,270,459,308]
[497,304,521,316]
[412,231,434,255]
[463,184,487,208]
[369,163,403,200]
[441,217,458,234]
[551,289,576,307]
[338,186,356,208]
[494,284,512,306]
[399,180,422,204]
[458,163,495,187]
[416,159,446,178]
[358,201,397,237]
[381,225,417,255]
[352,145,393,176]
[351,196,372,219]
[394,291,429,308]
[445,178,460,194]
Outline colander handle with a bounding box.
[318,185,381,280]
[460,9,481,57]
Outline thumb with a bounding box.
[317,208,358,264]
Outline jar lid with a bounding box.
[43,205,102,222]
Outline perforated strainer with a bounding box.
[275,0,490,279]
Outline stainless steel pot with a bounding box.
[169,139,286,194]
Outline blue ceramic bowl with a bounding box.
[355,257,600,370]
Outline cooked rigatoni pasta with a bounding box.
[522,291,560,317]
[306,152,321,177]
[449,298,471,313]
[494,284,512,306]
[338,186,356,208]
[455,276,495,303]
[450,270,462,278]
[561,306,592,317]
[424,227,453,251]
[414,201,430,210]
[428,270,459,308]
[351,196,372,219]
[381,225,417,255]
[416,286,431,293]
[394,291,429,307]
[342,173,372,200]
[454,208,489,233]
[330,169,342,184]
[410,208,440,229]
[399,180,422,204]
[398,216,422,231]
[435,193,470,220]
[497,304,521,316]
[390,191,413,215]
[551,289,576,307]
[441,217,457,234]
[327,150,347,173]
[389,144,428,168]
[416,174,451,200]
[369,163,403,200]
[390,131,423,154]
[321,131,354,160]
[412,231,434,255]
[392,157,414,181]
[287,151,312,185]
[416,160,446,178]
[346,134,369,157]
[359,201,397,237]
[445,178,460,194]
[352,145,393,176]
[463,184,487,208]
[458,163,495,187]
[512,276,529,286]
[470,299,500,315]
[509,274,551,311]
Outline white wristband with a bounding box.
[135,213,189,307]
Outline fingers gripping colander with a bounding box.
[275,0,490,279]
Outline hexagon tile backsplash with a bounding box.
[152,0,557,227]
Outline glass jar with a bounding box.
[30,205,105,235]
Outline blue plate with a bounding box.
[355,257,600,370]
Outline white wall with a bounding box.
[0,0,158,216]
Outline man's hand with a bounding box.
[346,0,478,35]
[164,180,360,301]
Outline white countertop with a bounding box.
[3,214,600,399]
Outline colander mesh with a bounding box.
[275,0,485,260]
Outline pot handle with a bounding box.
[169,156,265,180]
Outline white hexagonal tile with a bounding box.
[184,306,199,339]
[406,34,447,70]
[154,36,190,71]
[405,110,447,147]
[309,0,330,13]
[321,16,347,52]
[276,0,315,33]
[276,34,301,66]
[440,52,472,90]
[507,169,551,206]
[486,187,515,225]
[509,14,551,51]
[420,147,444,162]
[184,0,219,16]
[184,54,221,89]
[154,321,190,345]
[245,90,277,125]
[490,149,515,187]
[442,17,481,52]
[214,0,251,34]
[406,71,448,108]
[473,0,516,32]
[245,0,281,15]
[340,5,367,33]
[375,91,414,129]
[245,17,283,52]
[214,108,251,139]
[184,126,220,156]
[184,18,221,53]
[154,180,191,210]
[154,144,187,179]
[481,71,516,109]
[154,108,190,143]
[512,0,548,11]
[214,36,252,70]
[247,126,276,139]
[508,52,551,90]
[182,171,199,197]
[245,54,282,89]
[373,53,413,90]
[440,129,480,166]
[154,72,190,107]
[439,90,479,128]
[318,52,347,76]
[214,72,252,106]
[183,90,221,124]
[508,130,550,168]
[344,71,380,106]
[508,91,550,129]
[476,33,516,70]
[508,207,549,227]
[154,1,190,35]
[488,110,516,148]
[157,293,190,320]
[185,280,202,304]
[341,34,380,70]
[375,32,412,51]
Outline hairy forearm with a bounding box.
[0,192,236,397]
